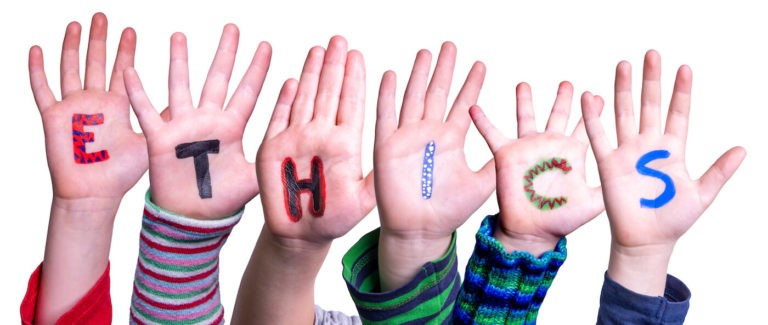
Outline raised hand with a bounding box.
[232,36,372,325]
[31,13,147,202]
[256,35,373,246]
[582,50,746,295]
[374,42,495,290]
[470,81,605,255]
[124,24,271,219]
[28,12,146,324]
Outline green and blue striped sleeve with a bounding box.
[454,214,566,325]
[342,228,460,324]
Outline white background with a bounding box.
[1,0,765,323]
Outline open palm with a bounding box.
[582,50,746,249]
[257,36,374,245]
[375,42,495,239]
[30,13,147,201]
[471,82,604,249]
[125,24,270,219]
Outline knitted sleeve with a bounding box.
[342,228,460,324]
[130,191,242,324]
[454,214,566,325]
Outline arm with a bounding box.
[23,12,147,325]
[231,36,374,325]
[581,50,746,324]
[342,42,496,323]
[123,24,270,322]
[454,82,605,324]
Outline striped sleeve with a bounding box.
[454,214,566,325]
[130,191,242,325]
[342,228,460,325]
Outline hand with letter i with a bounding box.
[373,42,496,293]
[123,25,270,323]
[124,24,271,219]
[453,82,605,324]
[581,50,746,323]
[232,36,373,324]
[24,12,146,324]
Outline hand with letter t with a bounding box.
[124,24,270,219]
[581,50,746,298]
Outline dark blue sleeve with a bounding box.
[597,272,690,325]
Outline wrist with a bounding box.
[493,214,560,257]
[607,242,674,296]
[50,196,121,231]
[378,228,453,291]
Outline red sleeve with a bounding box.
[20,262,112,325]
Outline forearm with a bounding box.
[37,197,118,325]
[130,192,241,324]
[377,227,452,291]
[232,227,330,325]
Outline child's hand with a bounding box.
[582,50,746,295]
[31,13,147,205]
[29,13,146,324]
[256,36,374,247]
[124,24,271,219]
[375,42,495,290]
[470,81,605,256]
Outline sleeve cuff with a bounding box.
[130,190,241,324]
[342,228,460,324]
[597,272,690,324]
[454,214,567,324]
[21,263,112,325]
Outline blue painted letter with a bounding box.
[635,149,676,208]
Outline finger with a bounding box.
[375,71,397,148]
[398,49,432,127]
[28,46,57,111]
[469,105,507,152]
[581,92,611,161]
[697,146,746,207]
[168,33,194,114]
[124,68,162,135]
[614,60,637,145]
[108,28,137,96]
[84,12,108,90]
[358,170,377,218]
[446,61,486,131]
[199,24,240,110]
[264,78,299,139]
[227,41,272,122]
[664,65,692,142]
[314,36,349,124]
[337,49,366,130]
[545,81,574,134]
[471,158,497,209]
[516,82,537,137]
[423,42,456,121]
[60,21,82,97]
[587,186,605,223]
[289,46,325,126]
[639,50,662,135]
[573,92,605,144]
